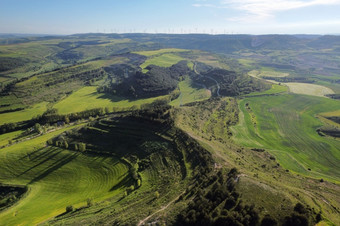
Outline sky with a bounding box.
[1,0,340,35]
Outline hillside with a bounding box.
[0,34,339,225]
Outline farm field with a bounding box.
[232,93,340,182]
[133,48,188,57]
[0,125,130,225]
[53,86,168,115]
[248,69,289,78]
[139,53,186,72]
[244,84,288,96]
[285,82,335,97]
[0,102,48,125]
[170,78,210,107]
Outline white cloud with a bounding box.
[194,0,340,22]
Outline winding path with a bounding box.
[193,62,220,97]
[137,192,184,226]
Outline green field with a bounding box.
[139,53,185,73]
[0,102,48,125]
[285,83,335,97]
[244,84,288,96]
[248,69,289,78]
[0,130,23,147]
[170,78,210,107]
[53,86,169,115]
[232,94,340,182]
[0,125,129,225]
[133,48,188,57]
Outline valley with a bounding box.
[0,34,339,225]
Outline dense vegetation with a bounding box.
[100,60,190,98]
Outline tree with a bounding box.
[64,116,70,124]
[66,205,74,212]
[34,123,43,134]
[78,143,86,152]
[155,191,160,199]
[64,141,69,149]
[137,179,141,187]
[104,107,110,114]
[87,198,93,207]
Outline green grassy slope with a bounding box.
[53,86,169,114]
[0,125,129,225]
[232,93,340,182]
[139,53,186,73]
[0,102,48,125]
[170,77,210,107]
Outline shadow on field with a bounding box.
[28,152,79,184]
[110,173,132,192]
[18,147,46,160]
[17,147,62,177]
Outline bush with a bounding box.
[66,205,74,212]
[87,198,93,207]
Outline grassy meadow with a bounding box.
[133,48,188,57]
[232,93,340,182]
[0,125,130,225]
[0,102,48,125]
[53,86,169,115]
[170,78,210,107]
[139,54,186,73]
[285,83,335,97]
[244,84,288,96]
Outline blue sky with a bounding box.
[1,0,340,34]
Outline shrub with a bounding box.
[87,198,93,207]
[66,205,74,212]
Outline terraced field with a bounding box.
[0,126,130,225]
[53,86,169,114]
[232,93,340,182]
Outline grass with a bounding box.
[0,102,48,125]
[0,130,23,147]
[133,48,189,57]
[244,84,288,96]
[232,93,340,183]
[170,78,211,107]
[285,83,335,97]
[0,125,130,225]
[140,53,185,73]
[248,69,289,78]
[53,86,169,115]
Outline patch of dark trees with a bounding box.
[176,167,320,226]
[0,57,29,72]
[326,94,340,99]
[102,60,190,98]
[56,50,84,63]
[262,76,315,83]
[194,68,270,96]
[317,128,340,138]
[44,68,105,87]
[0,184,27,210]
[0,107,25,114]
[326,116,340,124]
